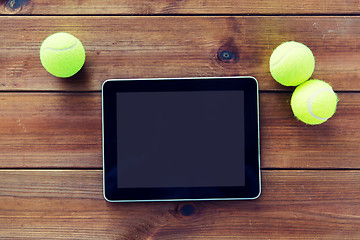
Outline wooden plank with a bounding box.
[0,170,359,239]
[1,16,360,91]
[261,92,360,169]
[1,0,360,15]
[0,92,359,169]
[0,93,102,168]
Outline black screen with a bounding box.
[116,91,245,188]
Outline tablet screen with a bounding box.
[116,90,245,188]
[102,77,260,202]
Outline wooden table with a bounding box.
[1,1,360,239]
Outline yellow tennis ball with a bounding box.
[270,41,315,86]
[40,32,85,78]
[291,79,338,125]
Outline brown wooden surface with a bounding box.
[1,92,359,169]
[1,170,360,239]
[1,1,359,239]
[1,16,360,91]
[0,93,102,168]
[1,0,360,15]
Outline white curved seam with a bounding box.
[271,46,304,69]
[307,88,334,120]
[44,41,78,51]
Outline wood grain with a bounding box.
[0,93,102,168]
[1,1,359,239]
[1,16,360,91]
[0,170,359,239]
[1,0,360,15]
[260,92,360,169]
[0,92,359,169]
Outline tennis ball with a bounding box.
[40,32,85,78]
[270,41,315,86]
[291,79,338,125]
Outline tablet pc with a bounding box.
[102,76,260,202]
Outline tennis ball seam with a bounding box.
[307,88,334,121]
[270,46,304,69]
[43,41,78,52]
